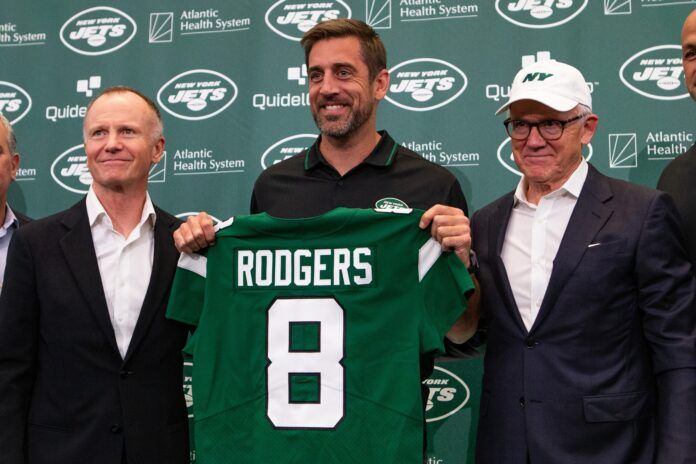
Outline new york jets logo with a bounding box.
[183,361,193,418]
[497,137,593,176]
[51,144,92,194]
[157,70,238,121]
[261,133,316,169]
[619,45,687,101]
[265,0,352,41]
[374,197,409,211]
[385,58,467,112]
[423,366,470,422]
[59,6,137,56]
[0,81,32,125]
[495,0,587,29]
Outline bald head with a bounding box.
[682,9,696,101]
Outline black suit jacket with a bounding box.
[473,165,696,464]
[0,199,190,464]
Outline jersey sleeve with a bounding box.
[166,252,208,327]
[417,237,474,355]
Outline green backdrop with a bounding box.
[2,1,694,462]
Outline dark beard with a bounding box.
[313,103,372,139]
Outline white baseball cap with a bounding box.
[495,60,592,115]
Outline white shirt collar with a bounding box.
[1,204,18,231]
[86,186,156,232]
[513,158,588,207]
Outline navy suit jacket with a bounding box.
[473,164,696,464]
[0,199,190,464]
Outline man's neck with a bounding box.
[320,124,382,177]
[92,184,148,238]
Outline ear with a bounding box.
[580,114,599,145]
[373,69,390,101]
[9,153,19,181]
[151,136,165,165]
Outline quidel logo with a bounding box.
[0,81,32,125]
[157,70,238,121]
[497,137,593,176]
[60,6,137,56]
[423,366,470,423]
[619,45,687,101]
[495,0,588,29]
[51,144,92,194]
[261,133,316,169]
[385,58,467,112]
[265,0,352,41]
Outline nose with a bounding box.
[526,125,546,148]
[104,132,122,152]
[319,72,339,96]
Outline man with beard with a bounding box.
[173,18,479,454]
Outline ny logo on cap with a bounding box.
[523,72,553,82]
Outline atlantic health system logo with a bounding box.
[619,45,688,101]
[265,0,352,41]
[0,81,31,125]
[495,0,588,29]
[157,69,238,121]
[59,6,137,56]
[385,58,467,112]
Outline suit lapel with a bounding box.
[530,165,614,334]
[59,200,120,355]
[124,208,179,362]
[489,194,528,334]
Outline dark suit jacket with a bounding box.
[0,199,190,464]
[473,164,696,464]
[658,143,696,270]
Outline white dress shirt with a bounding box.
[501,159,588,331]
[0,205,19,289]
[86,187,156,358]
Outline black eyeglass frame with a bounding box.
[503,113,588,141]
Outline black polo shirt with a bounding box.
[250,130,468,217]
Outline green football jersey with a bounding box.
[166,207,473,464]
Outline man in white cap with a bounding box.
[471,60,696,463]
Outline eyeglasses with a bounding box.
[503,114,588,141]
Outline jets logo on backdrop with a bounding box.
[423,366,470,422]
[51,145,92,194]
[0,81,32,125]
[261,133,316,169]
[157,69,238,121]
[265,0,352,41]
[620,45,687,101]
[495,0,588,29]
[385,58,467,112]
[60,6,137,56]
[183,361,193,418]
[497,137,593,176]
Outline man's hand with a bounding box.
[419,204,471,267]
[173,212,216,253]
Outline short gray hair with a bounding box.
[0,114,17,154]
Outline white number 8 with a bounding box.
[267,297,344,428]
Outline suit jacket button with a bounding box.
[120,370,129,379]
[519,396,525,407]
[525,338,536,348]
[111,424,122,433]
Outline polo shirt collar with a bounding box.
[304,130,399,171]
